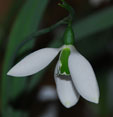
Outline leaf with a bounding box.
[0,0,24,50]
[0,27,3,46]
[76,30,112,59]
[1,0,49,115]
[74,6,113,40]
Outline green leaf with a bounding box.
[1,0,48,116]
[0,0,23,50]
[0,27,3,46]
[28,70,46,91]
[73,6,113,40]
[76,30,112,59]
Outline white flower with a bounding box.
[7,45,99,108]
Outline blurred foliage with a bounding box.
[1,0,49,116]
[74,6,113,39]
[98,74,108,117]
[0,28,2,45]
[0,0,24,50]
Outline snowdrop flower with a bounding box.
[7,24,99,108]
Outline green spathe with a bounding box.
[59,47,71,75]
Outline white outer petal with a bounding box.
[54,61,79,108]
[7,48,60,77]
[69,46,99,104]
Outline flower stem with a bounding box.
[11,0,76,62]
[58,0,75,22]
[11,16,69,61]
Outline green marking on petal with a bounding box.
[59,47,71,75]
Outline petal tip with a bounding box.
[63,101,75,108]
[7,70,13,76]
[7,69,23,77]
[7,70,16,77]
[63,97,79,108]
[86,93,100,104]
[92,96,99,104]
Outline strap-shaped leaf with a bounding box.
[0,0,23,51]
[74,6,113,39]
[1,0,48,115]
[0,28,2,46]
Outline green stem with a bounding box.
[11,16,69,62]
[58,0,75,21]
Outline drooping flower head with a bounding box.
[7,24,99,108]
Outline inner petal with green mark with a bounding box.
[59,47,71,75]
